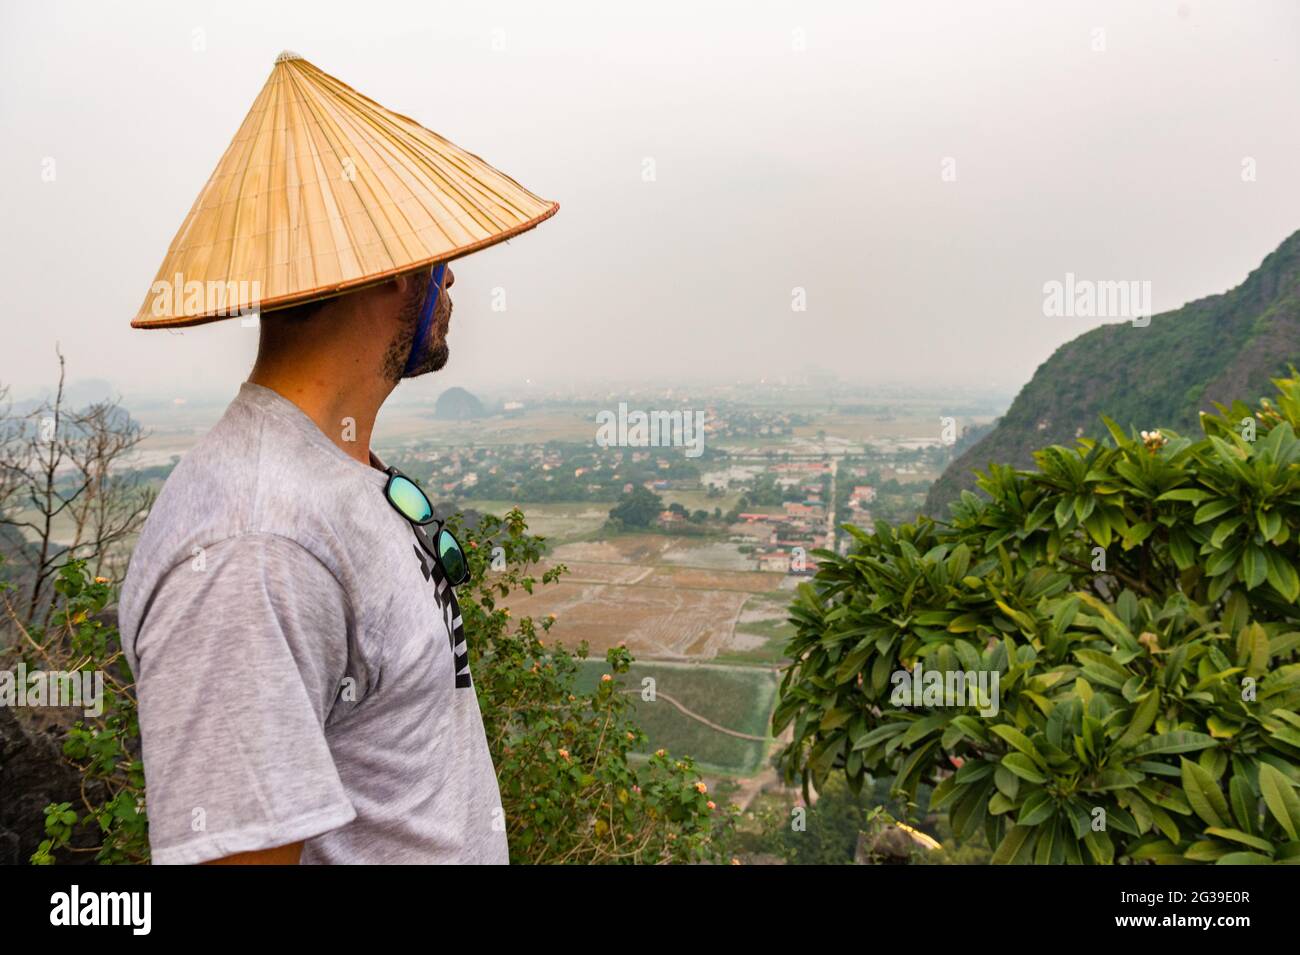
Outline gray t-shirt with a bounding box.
[119,382,507,864]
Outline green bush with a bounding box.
[5,561,149,865]
[456,508,733,863]
[775,374,1300,864]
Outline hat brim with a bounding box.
[131,200,558,329]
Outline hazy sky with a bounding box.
[3,0,1299,404]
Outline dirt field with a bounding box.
[380,407,597,446]
[548,536,775,582]
[660,539,754,571]
[549,536,677,564]
[518,580,746,656]
[462,500,609,545]
[505,533,786,659]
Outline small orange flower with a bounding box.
[558,748,570,761]
[601,674,612,683]
[707,801,716,810]
[695,782,707,794]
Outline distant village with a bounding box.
[393,396,948,579]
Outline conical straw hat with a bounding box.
[132,51,558,328]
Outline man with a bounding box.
[118,52,557,864]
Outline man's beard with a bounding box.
[383,272,451,382]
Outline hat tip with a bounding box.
[274,50,303,64]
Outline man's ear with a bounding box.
[389,271,420,300]
[363,271,421,330]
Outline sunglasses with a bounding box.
[383,466,470,587]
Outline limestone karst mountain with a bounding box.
[927,229,1300,516]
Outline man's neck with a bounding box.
[247,364,394,468]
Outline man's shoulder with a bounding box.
[147,397,357,541]
[119,393,373,639]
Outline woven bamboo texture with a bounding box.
[133,52,558,328]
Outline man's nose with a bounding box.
[443,266,455,290]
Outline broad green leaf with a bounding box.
[1216,851,1275,864]
[1266,549,1300,602]
[1116,689,1160,748]
[1193,498,1237,524]
[1185,840,1230,862]
[1259,762,1300,841]
[1083,828,1114,865]
[994,765,1020,800]
[1018,790,1055,826]
[954,759,996,784]
[1207,714,1243,739]
[819,708,853,731]
[1229,774,1255,834]
[1156,488,1213,503]
[1181,757,1230,829]
[990,724,1047,769]
[928,775,958,811]
[947,715,991,745]
[1241,545,1269,590]
[1130,731,1217,756]
[898,713,949,748]
[1236,622,1271,678]
[1148,804,1182,843]
[1130,839,1184,863]
[990,824,1034,864]
[850,722,907,752]
[1034,822,1058,864]
[1204,827,1274,853]
[1002,753,1048,784]
[988,792,1015,815]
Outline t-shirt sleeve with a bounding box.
[132,533,358,864]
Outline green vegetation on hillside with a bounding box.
[928,230,1300,514]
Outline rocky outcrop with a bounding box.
[0,706,104,865]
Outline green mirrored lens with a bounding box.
[438,529,467,583]
[389,475,433,523]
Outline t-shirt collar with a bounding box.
[237,381,389,487]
